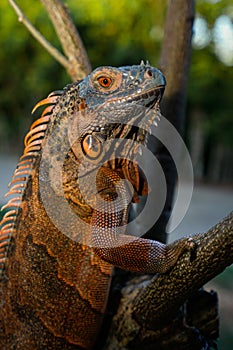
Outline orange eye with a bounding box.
[97,76,112,88]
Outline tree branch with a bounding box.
[8,0,91,81]
[134,212,233,326]
[8,0,69,70]
[104,212,233,348]
[40,0,91,80]
[159,0,195,131]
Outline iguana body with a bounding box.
[0,62,194,349]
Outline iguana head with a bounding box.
[64,61,165,160]
[33,63,166,222]
[77,61,165,110]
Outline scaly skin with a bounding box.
[0,62,195,349]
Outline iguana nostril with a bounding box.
[146,69,153,78]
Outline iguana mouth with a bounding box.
[128,85,165,108]
[96,85,165,112]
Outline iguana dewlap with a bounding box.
[0,62,194,349]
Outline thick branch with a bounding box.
[40,0,91,80]
[134,212,233,327]
[104,213,232,348]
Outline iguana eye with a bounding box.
[97,76,112,88]
[81,134,103,160]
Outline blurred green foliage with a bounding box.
[0,0,232,153]
[189,0,233,147]
[68,0,166,67]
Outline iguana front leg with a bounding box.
[91,167,195,273]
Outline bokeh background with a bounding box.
[0,0,232,348]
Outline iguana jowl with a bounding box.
[0,62,194,349]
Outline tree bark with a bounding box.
[159,0,195,132]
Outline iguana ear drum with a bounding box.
[81,134,103,160]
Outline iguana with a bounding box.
[0,62,195,349]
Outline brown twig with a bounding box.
[40,0,92,80]
[8,0,69,70]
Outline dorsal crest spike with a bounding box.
[146,60,151,66]
[140,60,145,66]
[0,89,60,279]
